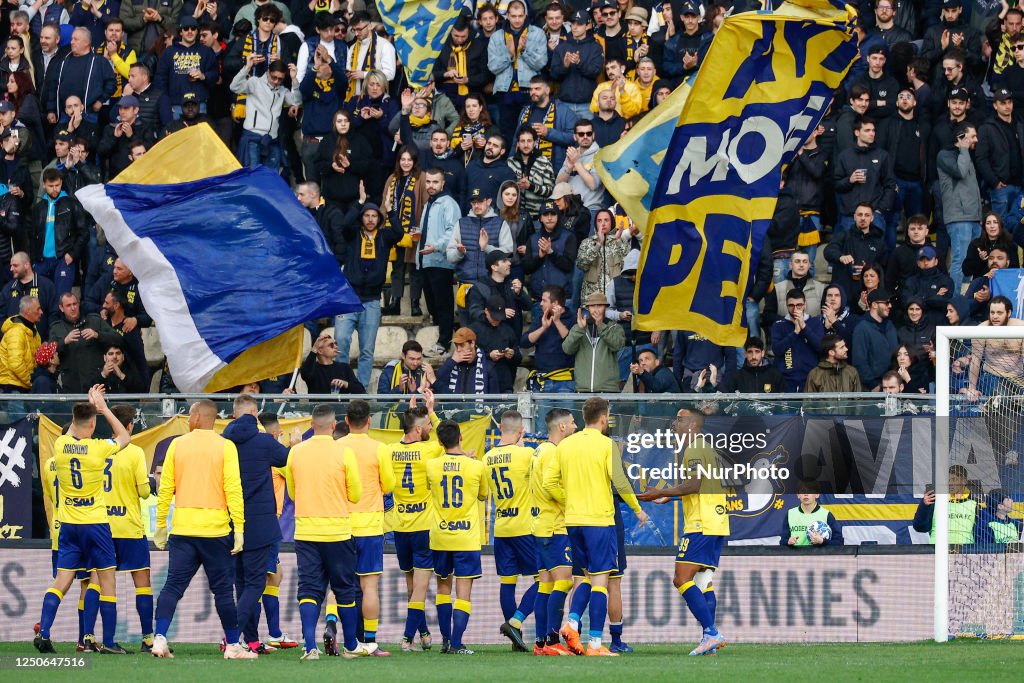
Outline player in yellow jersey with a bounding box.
[426,420,489,655]
[151,399,253,660]
[484,410,539,652]
[382,389,443,652]
[542,397,645,657]
[255,411,299,650]
[531,408,576,655]
[331,399,395,657]
[286,404,370,661]
[638,407,730,656]
[42,453,94,652]
[80,405,155,652]
[34,386,132,655]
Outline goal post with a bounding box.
[935,324,1024,642]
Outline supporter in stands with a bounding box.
[577,208,628,303]
[344,11,396,100]
[833,117,897,237]
[719,337,783,394]
[449,186,511,311]
[508,126,555,220]
[852,289,898,391]
[0,294,41,393]
[889,343,930,394]
[550,9,603,122]
[804,336,861,393]
[416,166,460,356]
[378,340,435,395]
[464,133,517,211]
[824,202,886,307]
[433,15,490,110]
[49,291,119,393]
[965,246,1010,324]
[853,264,886,314]
[563,291,624,393]
[98,94,156,177]
[229,55,300,171]
[4,252,57,340]
[590,56,642,120]
[629,347,680,393]
[30,340,59,394]
[963,212,1019,279]
[121,64,168,132]
[382,145,426,317]
[470,294,521,393]
[488,0,546,142]
[347,69,396,203]
[886,214,932,304]
[30,168,84,298]
[771,289,824,393]
[101,289,149,392]
[466,249,530,339]
[316,109,372,223]
[936,121,982,292]
[121,0,180,55]
[433,326,499,394]
[521,284,575,393]
[517,76,577,176]
[297,17,347,184]
[299,331,365,395]
[87,258,151,330]
[45,27,115,125]
[92,344,133,393]
[450,93,497,169]
[901,246,953,326]
[775,250,824,318]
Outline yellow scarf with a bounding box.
[450,43,469,96]
[361,228,377,260]
[505,26,528,92]
[519,101,556,160]
[386,174,418,234]
[409,112,431,126]
[346,32,378,100]
[234,31,281,120]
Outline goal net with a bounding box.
[937,325,1024,642]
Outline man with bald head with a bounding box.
[86,257,150,330]
[151,399,255,660]
[4,252,58,338]
[46,27,116,124]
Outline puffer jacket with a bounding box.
[0,315,40,389]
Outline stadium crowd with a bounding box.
[0,0,1022,399]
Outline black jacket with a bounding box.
[299,352,366,394]
[470,319,520,393]
[886,240,934,302]
[901,265,954,328]
[316,132,373,207]
[340,211,404,300]
[84,277,151,327]
[49,312,123,394]
[962,234,1020,278]
[222,413,289,550]
[720,362,784,394]
[833,143,897,214]
[97,119,157,179]
[433,36,491,95]
[824,224,887,303]
[767,187,801,254]
[974,116,1024,189]
[311,202,346,268]
[787,146,826,212]
[29,193,86,264]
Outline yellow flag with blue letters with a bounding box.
[376,0,462,88]
[636,0,857,346]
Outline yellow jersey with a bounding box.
[425,453,489,551]
[340,433,396,537]
[530,442,565,537]
[158,429,245,538]
[286,435,362,542]
[545,428,617,527]
[53,435,120,525]
[43,456,59,550]
[105,443,150,539]
[680,445,730,536]
[484,444,535,538]
[385,437,444,532]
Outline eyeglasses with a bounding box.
[576,130,594,137]
[181,26,198,31]
[603,9,619,16]
[258,17,275,23]
[1014,45,1024,50]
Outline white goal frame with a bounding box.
[935,324,1023,642]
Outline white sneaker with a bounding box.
[300,648,321,661]
[342,642,371,659]
[151,635,173,659]
[424,344,447,358]
[224,643,258,660]
[361,642,379,655]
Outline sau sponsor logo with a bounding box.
[65,497,94,507]
[106,506,127,517]
[439,520,472,531]
[496,507,519,519]
[397,502,427,514]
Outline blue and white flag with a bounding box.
[990,268,1024,320]
[77,165,362,392]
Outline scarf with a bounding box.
[43,191,67,259]
[98,42,131,98]
[519,100,556,160]
[346,32,378,100]
[314,73,335,96]
[625,35,647,72]
[409,112,431,126]
[360,226,378,260]
[449,346,486,394]
[234,31,281,120]
[450,43,469,96]
[386,173,417,235]
[505,26,528,92]
[454,120,486,166]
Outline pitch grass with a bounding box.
[2,641,1023,682]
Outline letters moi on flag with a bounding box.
[637,1,858,346]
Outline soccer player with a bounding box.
[34,386,132,654]
[638,407,730,656]
[81,405,156,652]
[286,403,370,660]
[336,398,395,657]
[484,410,540,652]
[223,394,290,654]
[542,397,623,656]
[531,408,577,655]
[256,411,298,650]
[151,399,254,660]
[426,420,490,655]
[42,452,97,652]
[383,390,443,652]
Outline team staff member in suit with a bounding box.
[222,393,289,654]
[286,404,369,661]
[150,399,254,660]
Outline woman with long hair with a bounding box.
[347,69,398,204]
[3,71,44,161]
[577,208,630,304]
[497,180,530,281]
[856,264,885,313]
[963,211,1019,279]
[382,146,428,315]
[315,109,372,220]
[890,343,931,393]
[450,93,496,167]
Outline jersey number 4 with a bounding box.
[490,466,513,500]
[402,463,415,493]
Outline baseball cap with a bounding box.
[315,12,340,29]
[452,327,477,344]
[485,295,506,318]
[486,250,511,268]
[594,0,616,9]
[681,1,700,15]
[540,200,558,214]
[571,9,591,24]
[182,91,199,103]
[942,0,960,8]
[948,87,969,101]
[867,44,888,56]
[55,129,72,142]
[0,101,14,113]
[550,182,573,200]
[118,94,141,108]
[994,87,1014,101]
[867,289,892,305]
[916,246,937,260]
[179,16,199,29]
[469,186,486,201]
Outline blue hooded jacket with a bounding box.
[222,413,289,550]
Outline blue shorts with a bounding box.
[267,541,280,574]
[56,522,116,573]
[51,550,89,580]
[295,539,358,605]
[433,550,482,579]
[567,525,617,575]
[611,505,627,578]
[675,532,725,569]
[354,535,385,575]
[394,530,433,572]
[494,535,539,577]
[536,534,572,572]
[114,537,150,572]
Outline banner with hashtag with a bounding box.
[0,418,32,539]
